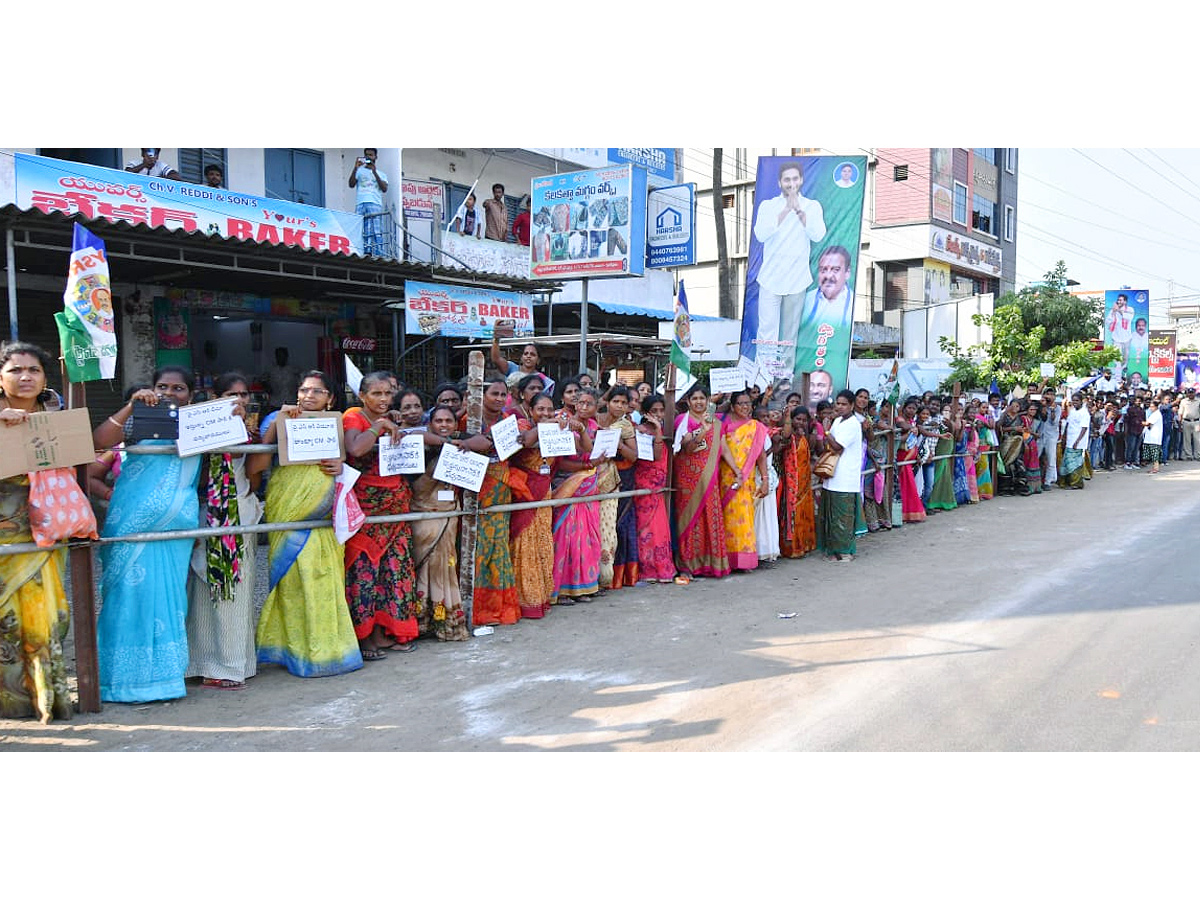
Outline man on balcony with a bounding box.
[125,149,181,181]
[349,148,389,256]
[483,183,509,242]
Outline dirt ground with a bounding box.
[2,457,1195,751]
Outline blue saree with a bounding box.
[97,443,201,703]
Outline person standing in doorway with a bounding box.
[484,183,509,241]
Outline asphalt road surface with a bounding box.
[5,459,1199,751]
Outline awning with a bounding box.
[551,299,721,321]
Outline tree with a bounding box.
[712,149,737,319]
[996,260,1103,350]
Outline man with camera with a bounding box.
[348,148,389,256]
[125,148,181,181]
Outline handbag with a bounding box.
[813,448,841,479]
[27,468,100,547]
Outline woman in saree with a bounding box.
[508,392,564,619]
[949,404,973,506]
[894,399,926,523]
[343,371,420,658]
[457,378,522,626]
[410,405,469,640]
[596,385,640,590]
[1019,399,1044,493]
[253,371,363,677]
[634,394,676,583]
[0,342,73,722]
[94,367,205,703]
[926,402,958,511]
[184,371,263,691]
[997,398,1030,495]
[752,406,781,563]
[863,400,894,532]
[673,384,732,580]
[973,401,997,500]
[718,389,769,572]
[777,406,817,558]
[551,387,599,603]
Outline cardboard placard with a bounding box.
[176,398,249,457]
[431,443,489,493]
[278,411,346,466]
[0,407,96,479]
[708,365,747,394]
[537,421,576,457]
[589,427,621,460]
[636,430,656,461]
[378,433,426,476]
[490,414,522,461]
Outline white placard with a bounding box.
[636,431,656,461]
[176,398,249,457]
[1040,363,1056,377]
[537,421,577,457]
[378,433,426,476]
[345,356,364,395]
[708,365,747,394]
[284,416,342,463]
[432,444,489,493]
[589,427,621,460]
[436,489,455,502]
[490,414,522,461]
[737,357,765,390]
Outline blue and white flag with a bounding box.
[55,223,117,381]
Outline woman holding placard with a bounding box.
[673,384,732,581]
[595,385,640,590]
[633,394,676,583]
[343,372,420,658]
[410,405,468,640]
[457,378,521,626]
[718,389,770,572]
[183,372,263,690]
[253,371,362,677]
[94,366,206,703]
[508,392,572,618]
[0,341,73,722]
[550,387,601,603]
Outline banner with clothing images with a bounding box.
[1103,289,1150,383]
[737,156,867,399]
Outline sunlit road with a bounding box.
[4,460,1199,751]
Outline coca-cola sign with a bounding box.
[342,337,377,352]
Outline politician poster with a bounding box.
[737,156,867,407]
[1103,289,1150,383]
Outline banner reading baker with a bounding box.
[738,156,866,406]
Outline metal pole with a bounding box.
[6,227,18,341]
[457,349,484,628]
[579,280,589,374]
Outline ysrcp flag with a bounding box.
[55,223,117,381]
[738,156,866,398]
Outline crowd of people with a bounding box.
[0,335,1188,724]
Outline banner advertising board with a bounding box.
[845,358,955,403]
[1177,351,1200,390]
[528,164,647,280]
[14,153,362,255]
[646,183,696,268]
[737,155,867,401]
[404,280,534,339]
[1148,329,1177,390]
[401,179,444,221]
[1104,289,1150,383]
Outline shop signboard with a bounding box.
[401,179,444,221]
[528,164,647,280]
[14,153,362,256]
[404,280,534,339]
[647,183,696,268]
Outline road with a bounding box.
[4,460,1199,751]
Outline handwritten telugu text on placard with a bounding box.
[431,444,489,492]
[176,398,249,456]
[589,427,621,460]
[378,433,426,476]
[490,414,522,461]
[636,431,656,461]
[708,365,747,394]
[284,417,342,463]
[537,421,576,457]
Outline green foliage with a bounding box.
[937,266,1119,394]
[854,349,883,359]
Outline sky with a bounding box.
[1017,149,1200,323]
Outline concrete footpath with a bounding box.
[4,459,1198,751]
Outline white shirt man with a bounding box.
[801,246,855,334]
[1065,399,1090,450]
[824,404,864,493]
[125,149,179,180]
[1107,295,1133,364]
[752,163,826,368]
[1094,370,1117,393]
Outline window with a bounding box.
[722,193,735,209]
[39,148,121,169]
[1005,148,1017,174]
[264,149,325,207]
[893,164,908,181]
[972,195,996,236]
[1004,204,1015,242]
[179,148,227,186]
[953,182,968,225]
[973,148,996,164]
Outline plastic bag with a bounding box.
[332,465,365,544]
[27,468,99,547]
